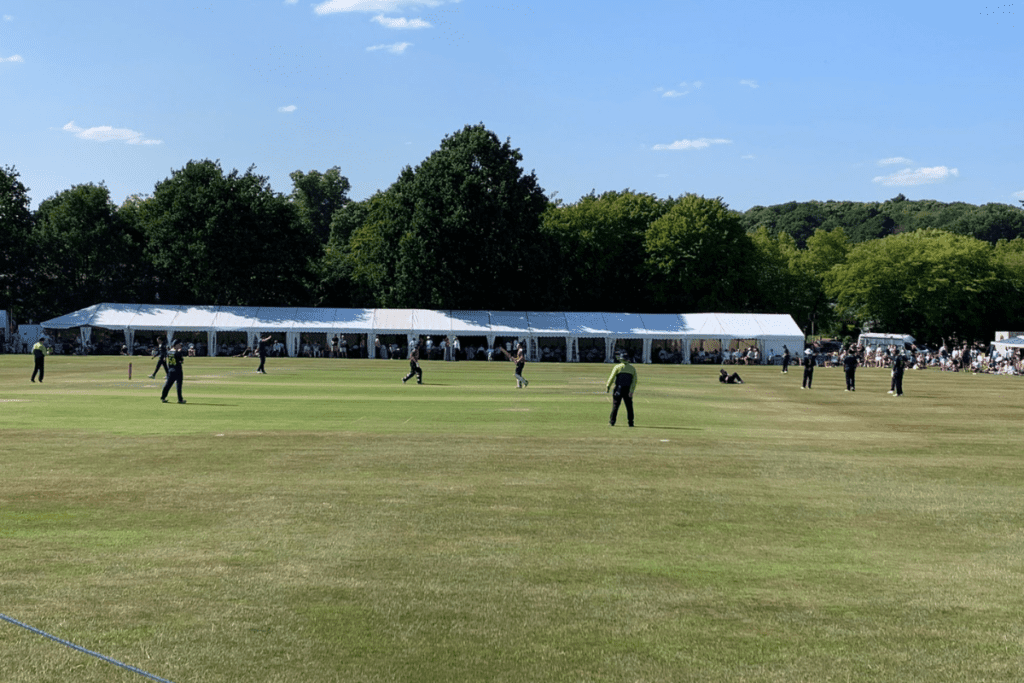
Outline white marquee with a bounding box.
[41,303,806,363]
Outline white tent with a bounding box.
[40,303,806,363]
[992,334,1024,356]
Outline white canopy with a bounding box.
[41,303,806,362]
[992,335,1024,355]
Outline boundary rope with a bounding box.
[0,612,176,683]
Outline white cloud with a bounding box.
[741,154,755,160]
[739,79,758,88]
[315,0,444,14]
[278,104,297,112]
[284,0,298,4]
[371,14,431,28]
[3,15,13,21]
[872,166,959,186]
[653,138,732,151]
[878,156,912,166]
[1012,190,1024,200]
[367,41,412,54]
[1,54,24,63]
[658,81,701,97]
[62,120,162,146]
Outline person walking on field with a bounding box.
[403,347,423,384]
[149,336,169,379]
[30,337,48,383]
[781,345,791,374]
[160,340,187,404]
[256,334,272,374]
[843,346,858,391]
[606,352,638,427]
[801,348,815,389]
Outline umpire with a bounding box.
[160,340,187,404]
[31,337,48,383]
[606,352,638,427]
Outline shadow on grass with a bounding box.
[629,425,703,431]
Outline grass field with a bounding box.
[1,355,1022,682]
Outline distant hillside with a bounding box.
[741,195,1024,247]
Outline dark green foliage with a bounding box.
[644,194,755,312]
[290,167,351,243]
[0,165,34,320]
[138,160,318,306]
[826,230,1001,341]
[30,183,150,320]
[345,125,551,309]
[541,190,671,311]
[741,199,895,246]
[743,196,1024,247]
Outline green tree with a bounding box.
[992,237,1024,329]
[139,160,318,306]
[313,196,377,307]
[793,228,851,335]
[347,124,550,309]
[30,183,149,319]
[748,227,805,316]
[0,165,35,321]
[826,230,1000,342]
[644,194,755,312]
[540,190,670,311]
[290,167,351,243]
[961,203,1024,243]
[741,201,826,247]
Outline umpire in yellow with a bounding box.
[606,352,638,427]
[31,337,48,383]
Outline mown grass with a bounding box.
[1,355,1022,682]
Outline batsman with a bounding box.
[606,352,638,427]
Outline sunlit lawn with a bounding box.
[1,355,1022,682]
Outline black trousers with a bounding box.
[609,391,634,426]
[152,357,168,376]
[845,369,856,390]
[404,363,422,383]
[161,371,183,402]
[31,356,44,382]
[892,372,904,396]
[257,354,267,373]
[802,366,814,388]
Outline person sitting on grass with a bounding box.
[719,369,744,384]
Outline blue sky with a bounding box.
[1,0,1021,212]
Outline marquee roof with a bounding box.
[994,335,1024,348]
[41,303,805,341]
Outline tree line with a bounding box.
[3,123,1024,344]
